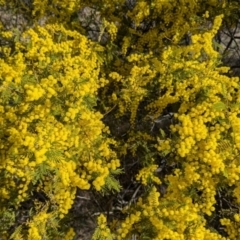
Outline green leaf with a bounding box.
[92,43,105,52]
[96,52,105,64]
[160,149,171,157]
[223,169,228,178]
[212,102,226,111]
[10,225,22,239]
[14,33,20,43]
[83,95,97,108]
[221,82,228,98]
[57,33,62,43]
[231,102,240,109]
[103,174,122,192]
[110,168,124,175]
[27,39,32,50]
[159,128,166,139]
[92,228,101,240]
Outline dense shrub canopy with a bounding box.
[1,0,240,239]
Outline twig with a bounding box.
[103,103,117,116]
[76,196,91,200]
[129,184,141,205]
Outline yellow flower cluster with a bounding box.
[93,214,113,239]
[116,53,156,123]
[191,14,224,58]
[117,211,141,239]
[136,164,161,185]
[103,19,118,41]
[0,20,122,239]
[127,1,150,26]
[220,218,240,240]
[229,113,240,150]
[2,0,240,239]
[115,185,227,240]
[63,228,76,240]
[121,36,131,55]
[28,210,51,240]
[156,138,171,154]
[31,0,81,20]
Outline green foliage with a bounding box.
[213,101,227,111]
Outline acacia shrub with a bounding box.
[0,0,240,239]
[0,23,121,239]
